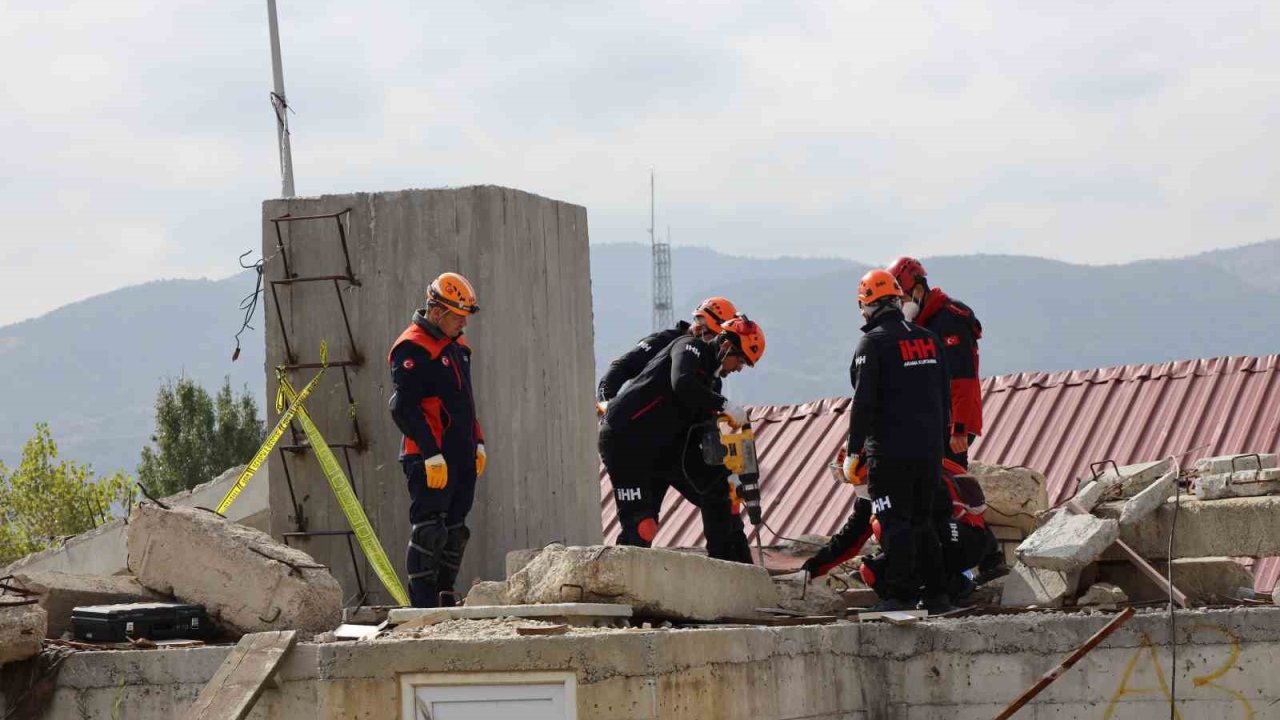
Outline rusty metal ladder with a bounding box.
[268,208,369,606]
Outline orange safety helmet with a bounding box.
[857,269,904,305]
[721,315,766,366]
[427,272,479,316]
[887,256,927,295]
[693,296,737,334]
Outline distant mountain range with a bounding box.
[2,238,1277,474]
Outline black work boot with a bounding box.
[975,562,1010,586]
[919,593,954,615]
[869,597,918,613]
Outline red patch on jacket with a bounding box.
[944,335,961,347]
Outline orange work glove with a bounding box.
[423,454,448,490]
[475,444,487,476]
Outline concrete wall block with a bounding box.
[505,545,779,621]
[262,188,599,603]
[1194,453,1278,475]
[505,547,547,579]
[1000,562,1080,607]
[0,603,46,665]
[1096,495,1280,559]
[1118,470,1178,526]
[967,462,1048,533]
[1101,557,1254,603]
[127,504,341,636]
[12,571,165,638]
[1016,511,1119,572]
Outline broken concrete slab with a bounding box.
[127,504,341,636]
[1195,453,1278,475]
[1118,470,1178,527]
[1101,557,1255,603]
[967,462,1048,533]
[464,581,511,607]
[388,603,632,628]
[1196,468,1280,500]
[1017,511,1119,572]
[1086,458,1175,499]
[12,571,165,638]
[1000,563,1080,608]
[505,547,548,579]
[771,575,847,616]
[1096,495,1280,559]
[505,545,779,622]
[1071,480,1110,512]
[1078,582,1128,607]
[0,603,46,665]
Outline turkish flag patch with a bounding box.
[402,358,416,369]
[945,335,961,347]
[442,357,451,367]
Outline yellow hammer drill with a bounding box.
[702,420,763,526]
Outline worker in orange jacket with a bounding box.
[388,272,486,608]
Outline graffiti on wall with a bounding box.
[1103,624,1254,719]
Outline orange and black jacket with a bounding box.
[388,310,483,461]
[596,321,691,403]
[803,465,984,577]
[916,289,983,437]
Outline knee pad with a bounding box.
[407,513,449,583]
[637,517,658,543]
[442,524,471,571]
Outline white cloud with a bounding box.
[2,0,1279,324]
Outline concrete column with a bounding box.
[261,187,600,604]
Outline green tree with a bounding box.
[0,423,135,566]
[137,377,265,496]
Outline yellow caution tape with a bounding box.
[278,373,410,606]
[216,364,326,514]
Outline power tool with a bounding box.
[701,420,763,526]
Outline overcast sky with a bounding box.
[2,1,1278,325]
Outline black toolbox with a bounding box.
[70,602,214,643]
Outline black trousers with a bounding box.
[866,455,947,601]
[599,423,752,564]
[403,452,477,608]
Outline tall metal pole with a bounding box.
[267,0,295,197]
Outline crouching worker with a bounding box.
[599,316,766,563]
[388,272,486,608]
[802,454,994,606]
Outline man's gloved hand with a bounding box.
[949,432,970,454]
[475,444,487,476]
[424,454,448,489]
[595,401,608,418]
[842,451,861,483]
[721,401,748,429]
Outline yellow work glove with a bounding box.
[424,454,448,490]
[475,443,487,476]
[596,401,608,418]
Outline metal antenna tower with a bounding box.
[267,0,295,197]
[650,170,674,330]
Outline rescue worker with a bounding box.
[596,297,738,415]
[845,269,952,613]
[388,272,486,608]
[888,256,1006,583]
[599,315,765,563]
[802,456,994,605]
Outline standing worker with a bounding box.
[846,269,952,613]
[596,297,738,415]
[888,256,1005,582]
[388,272,486,608]
[599,316,765,563]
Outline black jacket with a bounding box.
[846,308,950,460]
[388,311,482,462]
[602,335,727,453]
[597,321,691,403]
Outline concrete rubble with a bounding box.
[1077,582,1128,606]
[1087,458,1175,499]
[1097,494,1280,559]
[771,573,847,616]
[1117,469,1178,526]
[504,544,779,621]
[1197,468,1280,500]
[1016,510,1119,572]
[0,603,47,665]
[967,462,1047,533]
[1071,479,1111,512]
[1000,563,1080,608]
[1195,453,1278,475]
[126,503,341,636]
[11,571,165,638]
[464,580,511,607]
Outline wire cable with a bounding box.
[231,250,266,361]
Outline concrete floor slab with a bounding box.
[388,603,633,625]
[1096,495,1280,559]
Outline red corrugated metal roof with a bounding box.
[599,355,1280,589]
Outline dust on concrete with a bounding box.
[390,617,631,640]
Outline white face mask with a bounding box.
[902,300,920,321]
